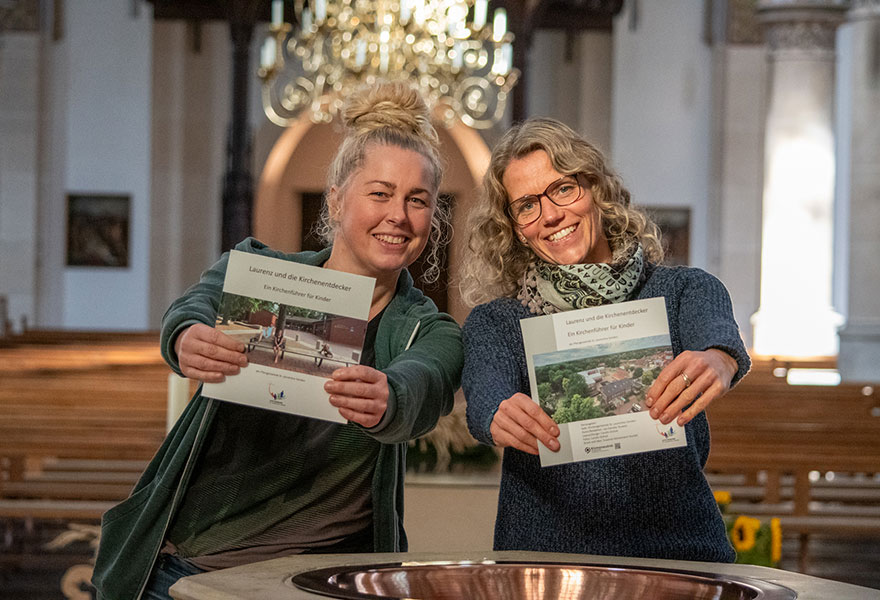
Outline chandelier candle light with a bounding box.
[259,0,520,128]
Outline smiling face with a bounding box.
[503,149,612,266]
[327,144,436,282]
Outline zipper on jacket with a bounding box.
[392,319,419,551]
[135,398,214,600]
[403,320,420,352]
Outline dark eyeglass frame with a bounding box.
[505,173,587,227]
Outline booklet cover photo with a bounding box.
[520,297,687,466]
[202,250,375,423]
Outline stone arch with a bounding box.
[254,118,490,324]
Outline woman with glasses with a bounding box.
[459,117,750,561]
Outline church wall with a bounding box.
[834,22,853,327]
[714,45,766,350]
[837,11,880,382]
[610,1,714,273]
[526,29,614,153]
[527,31,583,135]
[35,0,153,330]
[0,31,39,332]
[577,31,614,153]
[149,20,229,328]
[149,20,281,328]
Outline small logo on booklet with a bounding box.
[656,423,677,439]
[583,443,619,455]
[268,384,285,404]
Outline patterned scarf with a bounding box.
[516,240,646,315]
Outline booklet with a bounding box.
[202,250,375,423]
[520,297,687,466]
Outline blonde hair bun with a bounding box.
[342,80,438,144]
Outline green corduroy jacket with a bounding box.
[92,238,463,600]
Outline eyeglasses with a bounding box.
[505,174,586,227]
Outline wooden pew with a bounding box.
[706,357,880,571]
[0,457,149,520]
[0,331,170,522]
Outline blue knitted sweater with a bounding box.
[462,263,750,562]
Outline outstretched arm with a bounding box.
[160,250,232,375]
[646,269,750,426]
[463,302,559,455]
[325,365,389,428]
[646,348,738,426]
[362,313,463,443]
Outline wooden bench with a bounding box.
[245,337,357,367]
[0,331,168,523]
[0,499,116,520]
[0,457,146,520]
[706,357,880,571]
[246,336,283,355]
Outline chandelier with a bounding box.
[258,0,520,129]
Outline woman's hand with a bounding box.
[646,349,738,426]
[490,393,561,455]
[174,323,248,383]
[325,365,389,428]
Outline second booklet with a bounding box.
[521,297,687,467]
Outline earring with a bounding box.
[518,234,528,244]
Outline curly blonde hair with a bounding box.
[459,117,664,306]
[315,81,449,283]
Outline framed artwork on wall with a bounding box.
[66,193,130,267]
[645,207,691,267]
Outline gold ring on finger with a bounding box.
[681,372,692,388]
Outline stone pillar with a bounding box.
[221,1,262,253]
[838,0,880,381]
[750,0,848,357]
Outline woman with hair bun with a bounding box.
[92,81,463,600]
[460,117,750,562]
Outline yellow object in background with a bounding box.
[715,490,783,567]
[714,490,732,506]
[732,516,762,552]
[771,518,782,563]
